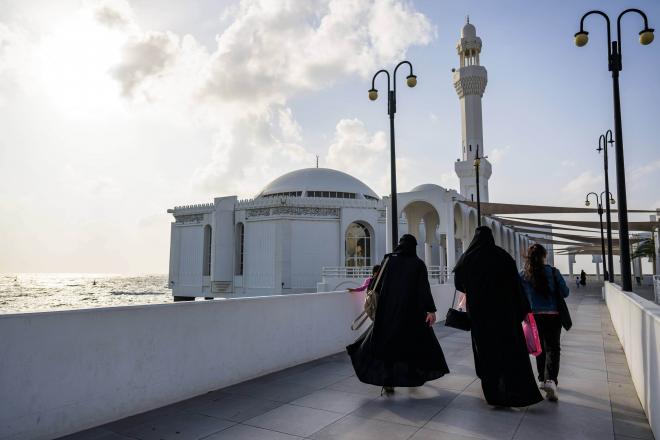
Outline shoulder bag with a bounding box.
[445,289,471,331]
[551,267,572,331]
[350,256,390,331]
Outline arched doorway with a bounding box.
[345,222,372,267]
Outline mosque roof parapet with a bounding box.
[167,203,215,214]
[236,195,383,210]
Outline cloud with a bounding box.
[94,1,133,30]
[325,118,387,189]
[561,171,601,197]
[489,145,510,164]
[192,105,315,197]
[631,160,660,179]
[111,31,181,97]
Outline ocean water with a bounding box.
[0,273,171,314]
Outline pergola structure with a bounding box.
[458,201,660,276]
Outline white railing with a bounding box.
[321,266,373,278]
[321,266,449,283]
[654,275,660,304]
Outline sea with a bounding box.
[0,273,172,314]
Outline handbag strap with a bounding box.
[351,311,368,331]
[550,267,561,297]
[371,255,390,292]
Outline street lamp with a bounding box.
[575,8,654,291]
[369,61,417,248]
[585,191,616,281]
[474,144,487,227]
[597,130,616,281]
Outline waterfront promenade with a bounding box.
[60,285,654,440]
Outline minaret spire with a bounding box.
[453,19,492,202]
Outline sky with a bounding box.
[0,0,659,274]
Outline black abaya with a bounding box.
[347,236,449,387]
[454,226,543,407]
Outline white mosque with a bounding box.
[167,21,537,299]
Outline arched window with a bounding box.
[345,222,371,267]
[235,223,244,275]
[203,225,212,276]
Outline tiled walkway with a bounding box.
[62,285,654,440]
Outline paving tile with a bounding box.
[310,415,418,439]
[103,406,183,432]
[180,391,282,422]
[612,413,655,439]
[515,401,614,440]
[290,389,374,414]
[203,424,304,439]
[271,369,349,388]
[243,404,343,437]
[424,406,524,440]
[350,396,446,427]
[222,379,317,402]
[57,427,135,440]
[409,428,484,440]
[325,375,383,397]
[119,412,234,440]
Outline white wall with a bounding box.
[0,291,366,440]
[604,282,660,438]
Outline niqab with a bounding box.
[347,234,449,387]
[454,226,543,407]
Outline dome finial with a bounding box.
[466,15,469,24]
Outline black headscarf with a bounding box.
[452,225,543,407]
[394,233,417,256]
[454,226,495,272]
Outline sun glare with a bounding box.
[33,9,125,117]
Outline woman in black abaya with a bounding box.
[453,226,543,407]
[347,234,449,394]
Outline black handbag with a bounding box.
[551,268,572,331]
[445,290,471,331]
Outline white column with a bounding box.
[568,254,575,276]
[446,204,457,273]
[385,197,392,253]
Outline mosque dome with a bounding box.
[256,168,379,200]
[461,22,476,38]
[410,183,446,192]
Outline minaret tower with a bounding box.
[453,18,491,202]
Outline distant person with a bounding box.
[347,265,381,293]
[580,270,587,286]
[520,244,570,401]
[575,276,580,289]
[347,234,449,395]
[453,226,543,407]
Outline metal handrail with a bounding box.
[321,265,450,283]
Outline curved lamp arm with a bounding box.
[393,60,415,94]
[617,8,653,54]
[585,191,600,207]
[579,10,612,58]
[605,129,615,145]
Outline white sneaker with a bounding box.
[544,380,558,401]
[539,381,548,390]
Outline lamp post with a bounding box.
[369,61,417,248]
[597,130,616,281]
[575,9,654,291]
[474,144,486,227]
[585,191,616,281]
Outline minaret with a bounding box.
[453,18,492,202]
